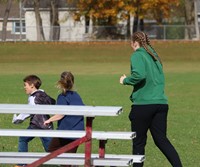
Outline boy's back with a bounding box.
[29,90,55,129]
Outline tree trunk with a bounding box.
[132,0,140,33]
[2,0,12,41]
[33,0,45,41]
[126,14,130,38]
[153,9,163,39]
[194,0,199,39]
[184,0,195,39]
[139,18,144,31]
[88,15,93,34]
[50,0,60,41]
[133,14,139,33]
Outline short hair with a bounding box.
[23,75,42,89]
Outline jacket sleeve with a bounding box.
[123,52,146,86]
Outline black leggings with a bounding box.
[129,104,182,167]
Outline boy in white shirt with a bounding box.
[13,75,55,167]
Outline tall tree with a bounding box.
[72,0,180,35]
[142,0,180,24]
[49,0,60,41]
[183,0,195,39]
[194,0,199,39]
[126,0,143,33]
[1,0,12,41]
[33,0,45,41]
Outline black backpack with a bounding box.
[30,90,56,130]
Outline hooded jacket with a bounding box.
[123,47,168,105]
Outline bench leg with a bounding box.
[96,140,107,167]
[85,117,94,167]
[99,140,107,158]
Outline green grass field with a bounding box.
[0,41,200,166]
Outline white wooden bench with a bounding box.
[0,104,145,167]
[0,152,145,166]
[0,129,136,140]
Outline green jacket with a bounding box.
[123,47,168,105]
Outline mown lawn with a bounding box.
[0,41,200,166]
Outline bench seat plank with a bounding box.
[0,129,136,139]
[0,157,132,166]
[0,152,145,165]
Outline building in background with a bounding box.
[0,2,26,41]
[1,0,200,41]
[23,0,85,41]
[0,0,85,41]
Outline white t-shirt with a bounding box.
[12,90,44,124]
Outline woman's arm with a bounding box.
[44,114,64,125]
[123,53,146,86]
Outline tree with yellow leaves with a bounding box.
[68,0,180,36]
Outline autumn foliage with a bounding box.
[68,0,180,25]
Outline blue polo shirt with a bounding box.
[56,91,84,131]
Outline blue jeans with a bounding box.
[18,126,51,152]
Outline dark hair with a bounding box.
[57,71,74,94]
[132,31,162,64]
[23,75,42,89]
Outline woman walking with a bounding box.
[119,31,182,167]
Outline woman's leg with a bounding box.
[150,104,182,167]
[48,137,78,152]
[129,105,155,167]
[48,138,78,167]
[48,137,61,152]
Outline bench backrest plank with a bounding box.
[0,104,122,116]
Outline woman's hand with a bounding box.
[120,74,126,84]
[44,119,51,126]
[43,114,64,126]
